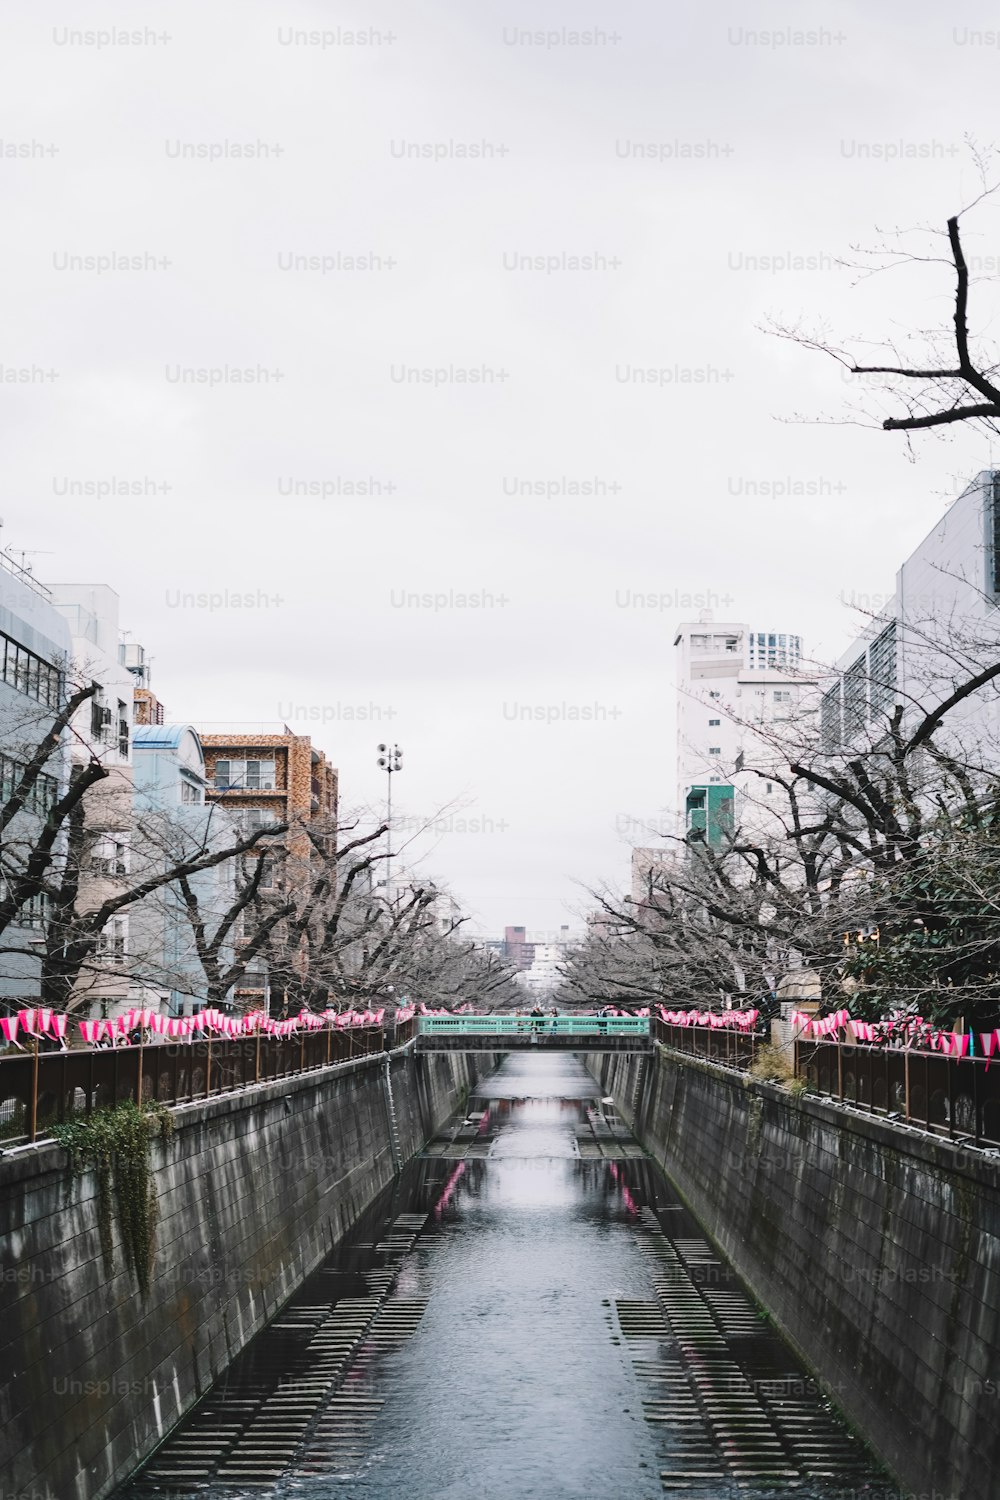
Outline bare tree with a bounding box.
[560,622,1000,1030]
[769,149,1000,443]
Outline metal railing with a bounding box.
[0,1019,416,1147]
[417,1015,650,1037]
[0,546,52,600]
[795,1037,1000,1149]
[651,1018,760,1071]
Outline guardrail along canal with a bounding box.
[118,1055,900,1499]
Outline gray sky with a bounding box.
[5,0,1000,938]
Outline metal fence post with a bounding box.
[29,1034,39,1143]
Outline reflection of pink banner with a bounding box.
[434,1159,466,1219]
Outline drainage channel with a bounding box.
[112,1057,905,1500]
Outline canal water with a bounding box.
[118,1055,902,1500]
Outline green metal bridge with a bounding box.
[414,1015,652,1053]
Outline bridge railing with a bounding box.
[795,1037,1000,1149]
[651,1018,760,1071]
[417,1015,650,1036]
[0,1023,394,1147]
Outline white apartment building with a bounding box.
[675,618,818,846]
[0,553,72,1009]
[519,942,567,997]
[823,470,1000,760]
[50,584,136,1014]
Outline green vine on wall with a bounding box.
[53,1101,174,1297]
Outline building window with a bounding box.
[0,633,64,708]
[241,808,278,834]
[868,621,897,719]
[90,693,114,742]
[766,781,773,793]
[180,777,202,805]
[16,890,47,928]
[774,690,791,703]
[708,718,720,726]
[0,753,58,816]
[708,746,722,756]
[843,655,867,736]
[821,683,841,751]
[97,917,127,965]
[214,758,276,791]
[90,838,127,877]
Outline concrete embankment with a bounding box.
[0,1043,484,1500]
[590,1044,1000,1500]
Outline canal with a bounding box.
[118,1055,901,1499]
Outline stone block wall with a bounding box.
[0,1044,480,1500]
[591,1044,1000,1500]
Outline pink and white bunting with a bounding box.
[659,1007,760,1031]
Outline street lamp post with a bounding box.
[376,742,403,902]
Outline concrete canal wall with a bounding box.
[0,1043,482,1500]
[591,1044,1000,1500]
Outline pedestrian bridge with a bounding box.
[414,1015,652,1053]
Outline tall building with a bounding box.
[50,585,136,1015]
[199,725,338,863]
[500,924,535,971]
[198,726,338,1012]
[131,724,240,1015]
[823,470,1000,757]
[674,617,818,845]
[519,943,565,996]
[0,553,72,1009]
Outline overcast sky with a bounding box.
[5,0,1000,939]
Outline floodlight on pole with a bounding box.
[376,743,403,900]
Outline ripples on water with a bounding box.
[118,1055,901,1500]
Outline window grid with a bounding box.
[843,656,867,736]
[1,633,63,707]
[868,621,897,719]
[0,753,58,816]
[821,684,841,750]
[214,758,277,791]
